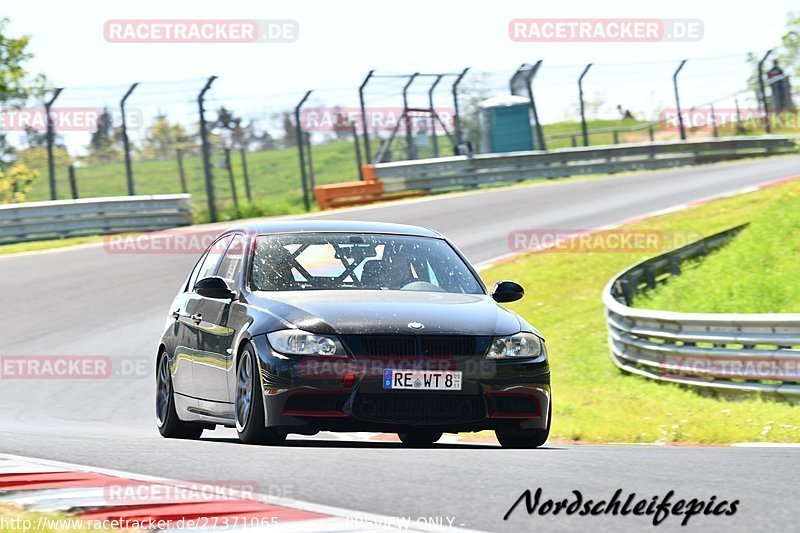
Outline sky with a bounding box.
[3,0,797,150]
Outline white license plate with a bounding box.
[383,369,463,390]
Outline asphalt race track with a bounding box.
[2,156,799,532]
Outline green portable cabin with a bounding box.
[479,95,535,153]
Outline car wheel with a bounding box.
[496,401,551,449]
[155,349,204,440]
[235,344,286,445]
[398,430,443,447]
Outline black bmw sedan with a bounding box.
[156,221,551,448]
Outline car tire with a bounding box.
[156,349,204,440]
[235,343,286,446]
[398,430,443,447]
[496,401,552,449]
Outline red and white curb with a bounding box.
[474,174,800,271]
[0,453,486,532]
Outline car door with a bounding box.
[191,233,246,404]
[167,249,209,396]
[181,234,233,401]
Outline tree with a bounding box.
[86,107,121,163]
[0,18,48,199]
[779,12,800,81]
[0,162,38,203]
[280,112,297,148]
[0,18,47,109]
[141,113,196,160]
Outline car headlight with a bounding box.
[485,333,544,360]
[267,329,345,357]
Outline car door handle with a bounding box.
[190,314,202,324]
[171,309,181,320]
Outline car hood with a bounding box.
[248,290,524,336]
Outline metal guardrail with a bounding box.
[603,225,800,398]
[373,136,797,193]
[0,194,193,244]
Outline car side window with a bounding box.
[216,234,246,286]
[185,251,209,292]
[192,235,233,291]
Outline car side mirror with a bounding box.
[195,276,236,300]
[491,280,524,303]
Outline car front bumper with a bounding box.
[250,335,551,434]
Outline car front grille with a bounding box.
[343,335,486,357]
[352,393,487,425]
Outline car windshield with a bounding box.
[251,233,483,294]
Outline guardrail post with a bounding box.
[68,164,78,199]
[176,148,188,193]
[578,63,592,146]
[240,148,252,202]
[757,49,773,133]
[198,76,218,222]
[359,70,375,163]
[672,60,688,140]
[44,88,63,201]
[294,90,313,211]
[120,82,139,196]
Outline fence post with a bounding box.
[402,73,419,160]
[452,67,470,149]
[240,148,252,202]
[120,82,139,196]
[672,60,688,140]
[305,132,316,191]
[578,63,592,147]
[428,74,444,157]
[45,88,63,201]
[224,147,239,214]
[757,49,772,133]
[176,148,188,193]
[352,123,364,180]
[68,164,78,199]
[359,70,375,163]
[710,103,718,138]
[198,76,218,222]
[294,90,313,211]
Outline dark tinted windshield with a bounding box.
[251,233,483,294]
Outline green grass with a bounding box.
[25,139,362,222]
[636,184,800,313]
[479,180,800,443]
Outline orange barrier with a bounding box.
[314,165,425,210]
